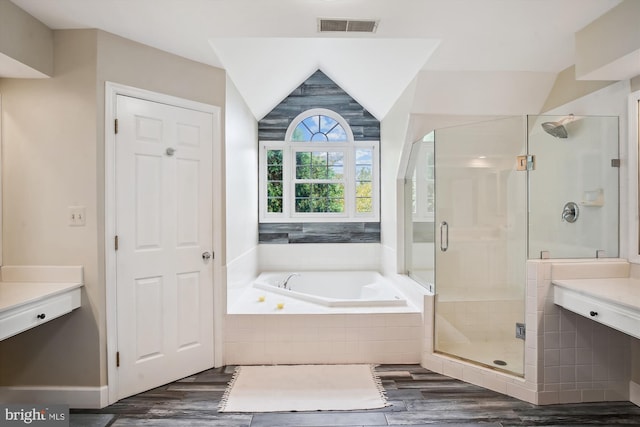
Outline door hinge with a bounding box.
[115,235,119,251]
[114,118,119,134]
[515,322,526,340]
[116,351,120,367]
[611,158,621,167]
[516,155,535,171]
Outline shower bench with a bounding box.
[0,265,83,341]
[553,277,640,340]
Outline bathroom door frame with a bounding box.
[104,82,225,405]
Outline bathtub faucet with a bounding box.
[279,273,300,290]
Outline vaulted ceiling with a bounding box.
[10,0,622,119]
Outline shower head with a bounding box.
[541,121,568,138]
[541,114,575,139]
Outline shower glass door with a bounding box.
[434,116,527,376]
[528,115,619,259]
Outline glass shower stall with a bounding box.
[404,115,619,376]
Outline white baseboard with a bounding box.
[631,380,640,407]
[0,385,109,409]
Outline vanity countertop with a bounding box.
[0,281,83,313]
[0,265,83,341]
[552,277,640,311]
[552,276,640,340]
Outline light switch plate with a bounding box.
[68,206,86,226]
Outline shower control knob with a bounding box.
[589,311,598,317]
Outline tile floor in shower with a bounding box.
[71,364,640,426]
[437,340,524,375]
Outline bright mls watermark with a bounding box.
[0,405,68,426]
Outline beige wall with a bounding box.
[540,66,616,113]
[632,75,640,93]
[0,30,100,386]
[575,0,640,81]
[0,29,225,388]
[0,0,53,76]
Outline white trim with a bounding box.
[0,386,109,409]
[104,82,224,405]
[631,380,640,407]
[629,90,640,264]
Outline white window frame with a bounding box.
[412,136,435,222]
[259,109,379,223]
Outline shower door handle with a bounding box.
[440,221,449,252]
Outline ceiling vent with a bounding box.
[318,18,379,33]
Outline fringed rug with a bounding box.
[218,364,388,413]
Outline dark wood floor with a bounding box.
[71,364,640,426]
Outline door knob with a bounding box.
[202,251,212,260]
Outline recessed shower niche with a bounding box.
[404,115,619,376]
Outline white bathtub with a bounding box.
[253,271,407,307]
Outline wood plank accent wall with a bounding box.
[258,70,380,140]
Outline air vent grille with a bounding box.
[319,18,378,33]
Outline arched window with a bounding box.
[260,109,379,221]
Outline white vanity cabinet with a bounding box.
[553,278,640,340]
[0,266,83,341]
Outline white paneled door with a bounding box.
[115,95,214,399]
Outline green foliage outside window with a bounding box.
[355,148,373,213]
[295,150,345,213]
[266,149,283,213]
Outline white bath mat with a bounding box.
[218,364,388,413]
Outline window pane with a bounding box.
[312,165,328,179]
[296,151,311,165]
[295,198,311,212]
[296,165,311,179]
[328,183,345,197]
[356,181,372,198]
[329,166,344,179]
[303,116,320,133]
[320,115,338,133]
[312,198,344,213]
[295,183,311,197]
[267,165,282,180]
[326,125,347,141]
[356,148,372,164]
[356,197,372,213]
[310,133,329,142]
[328,152,343,166]
[292,124,312,142]
[325,198,345,213]
[294,184,344,213]
[356,165,372,181]
[312,151,327,164]
[295,152,311,178]
[291,115,349,143]
[267,181,283,197]
[267,149,283,164]
[267,198,283,213]
[266,149,283,213]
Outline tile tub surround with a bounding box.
[224,313,423,365]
